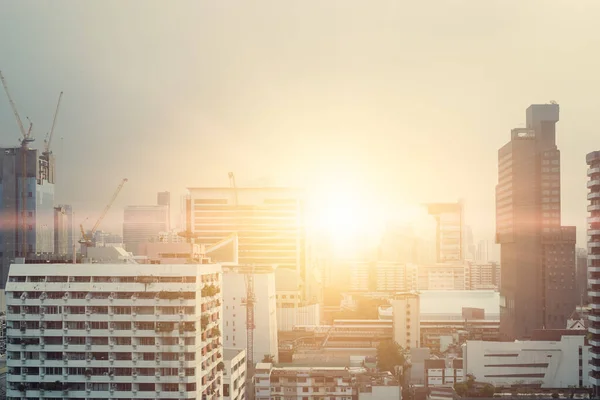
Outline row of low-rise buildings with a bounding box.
[345,261,501,293]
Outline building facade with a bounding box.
[464,262,500,290]
[157,191,171,231]
[587,150,600,395]
[123,205,169,255]
[5,263,223,399]
[426,202,464,263]
[187,187,307,296]
[577,248,588,305]
[417,264,465,290]
[463,335,591,388]
[349,261,418,293]
[0,148,55,287]
[222,266,279,364]
[391,292,420,349]
[496,104,577,340]
[223,348,246,400]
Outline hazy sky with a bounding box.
[1,1,600,246]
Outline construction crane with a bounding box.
[79,178,128,248]
[43,91,63,157]
[1,70,34,257]
[242,267,256,400]
[0,70,33,148]
[228,171,239,206]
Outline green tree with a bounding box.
[376,340,405,373]
[481,383,495,397]
[454,382,468,397]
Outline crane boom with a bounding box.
[228,172,239,206]
[0,70,28,141]
[44,91,63,154]
[90,178,128,234]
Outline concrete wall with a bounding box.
[464,336,591,388]
[276,303,320,331]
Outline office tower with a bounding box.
[587,150,600,396]
[53,206,69,255]
[5,262,223,399]
[476,240,489,262]
[123,205,169,254]
[576,248,588,305]
[496,104,577,340]
[0,147,55,287]
[187,187,306,294]
[391,292,420,349]
[222,265,278,363]
[426,202,464,263]
[157,191,171,231]
[60,205,74,257]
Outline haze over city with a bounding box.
[2,1,600,247]
[2,2,600,399]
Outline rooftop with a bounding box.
[223,348,245,361]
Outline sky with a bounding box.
[1,1,600,248]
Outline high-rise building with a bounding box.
[586,150,600,396]
[0,147,55,287]
[391,292,420,349]
[157,191,171,231]
[576,247,588,305]
[123,205,169,254]
[222,265,278,363]
[5,262,224,399]
[496,104,577,340]
[476,240,489,262]
[426,202,464,263]
[187,187,306,295]
[53,206,69,255]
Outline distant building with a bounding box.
[497,104,577,340]
[157,191,170,230]
[418,263,465,290]
[464,262,500,290]
[587,150,600,396]
[56,204,73,256]
[222,265,279,363]
[426,201,464,263]
[463,335,591,388]
[0,147,55,287]
[276,303,320,332]
[53,206,69,255]
[92,230,123,247]
[186,187,307,296]
[425,358,463,387]
[122,205,168,254]
[224,348,247,400]
[475,240,489,263]
[576,247,588,305]
[350,261,418,292]
[391,292,420,349]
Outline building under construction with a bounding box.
[0,147,56,286]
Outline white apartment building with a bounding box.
[254,364,398,400]
[464,262,500,290]
[222,266,279,363]
[224,348,246,400]
[418,263,465,290]
[391,292,420,349]
[254,363,355,400]
[463,335,591,388]
[5,263,223,400]
[350,261,417,292]
[276,303,320,332]
[187,187,307,296]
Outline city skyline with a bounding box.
[1,2,599,248]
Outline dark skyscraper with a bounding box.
[496,104,577,340]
